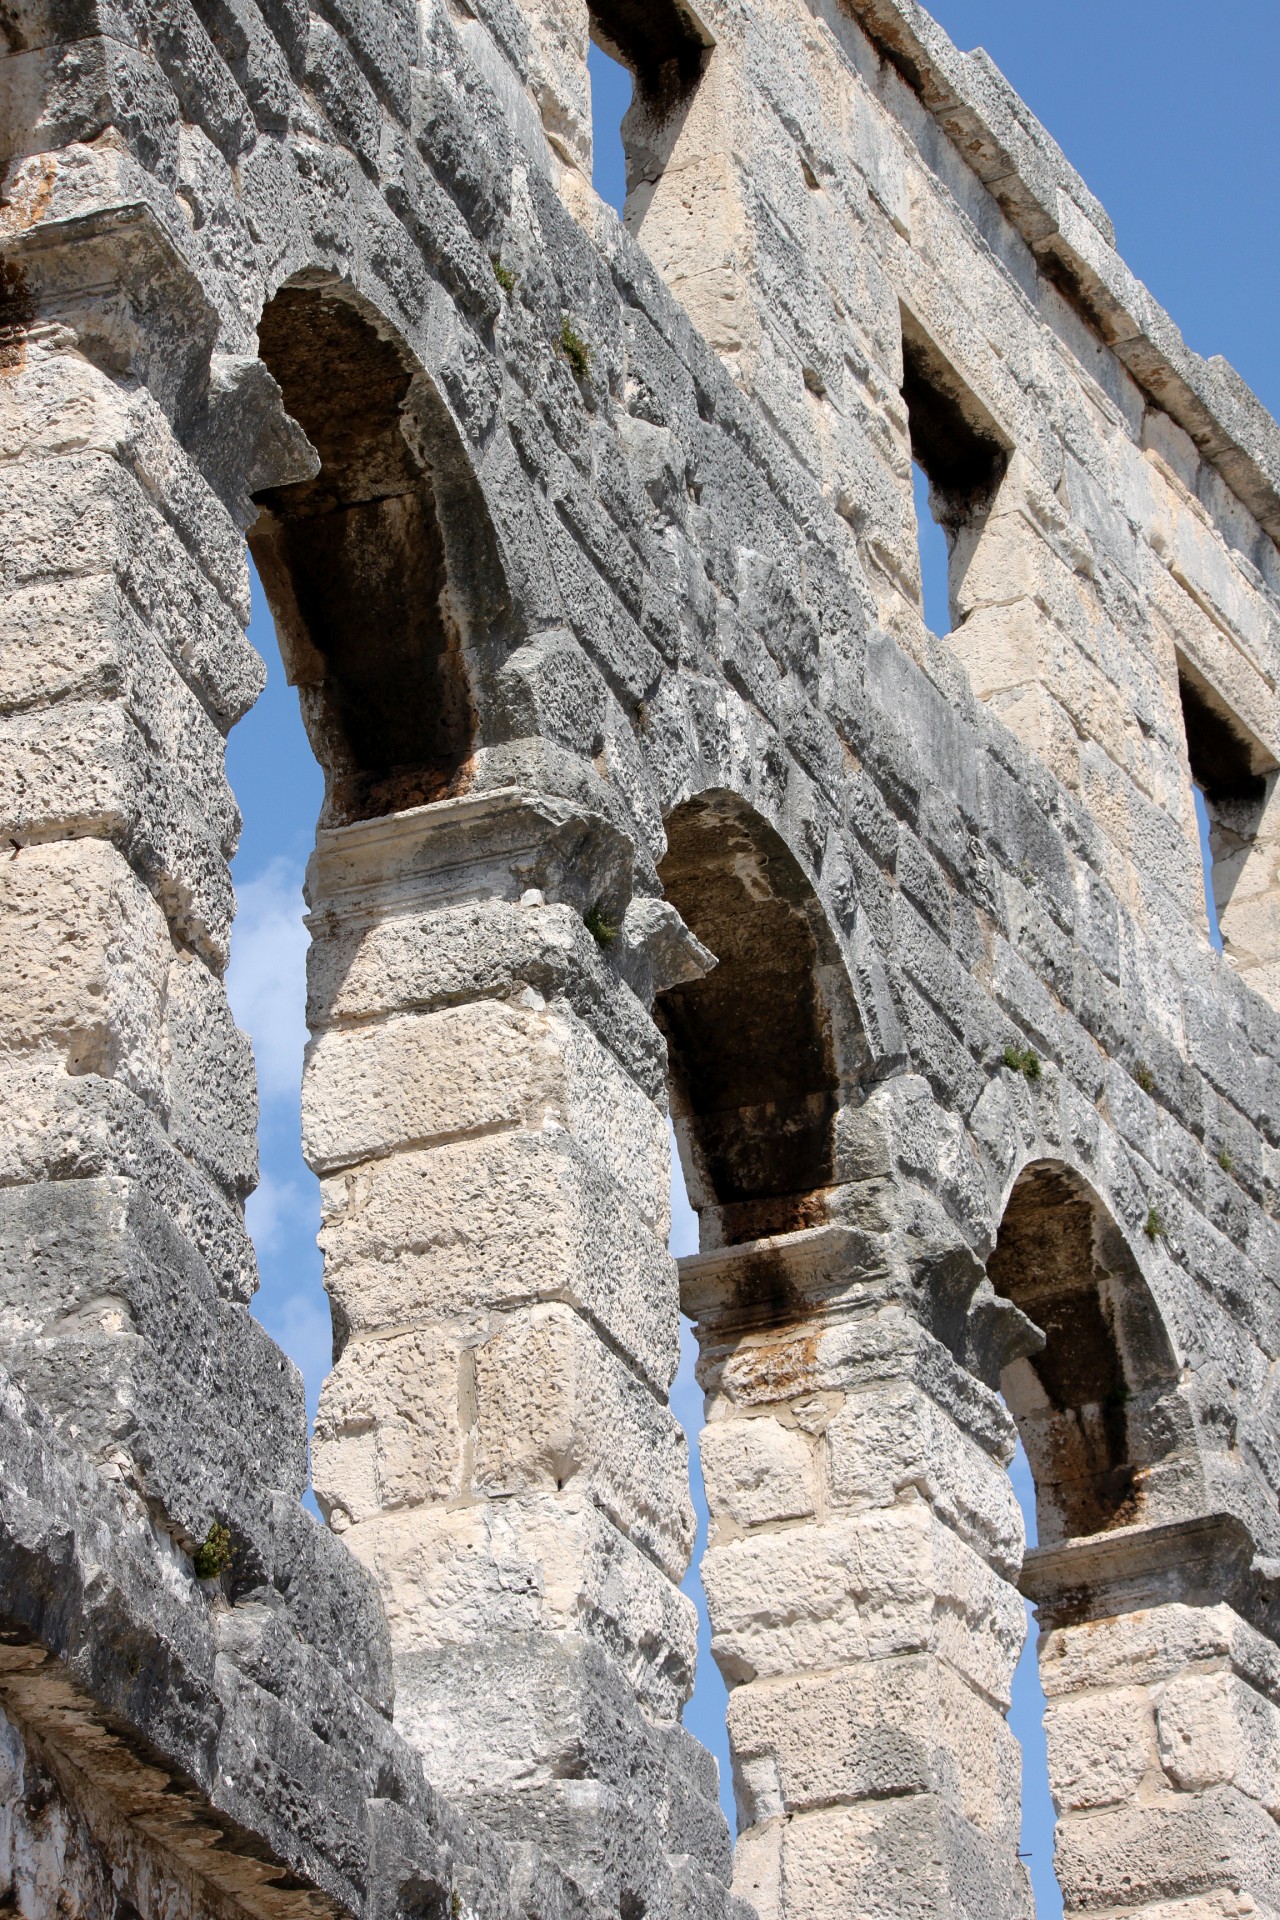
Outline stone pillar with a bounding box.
[0,174,316,1567]
[681,1223,1033,1920]
[303,788,736,1919]
[1025,1518,1280,1918]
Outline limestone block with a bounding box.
[728,1655,1021,1839]
[1054,1785,1280,1913]
[1040,1604,1253,1699]
[312,1326,467,1524]
[704,1503,1024,1699]
[0,452,259,728]
[340,1493,696,1719]
[316,1128,678,1388]
[303,1002,535,1169]
[699,1416,815,1535]
[0,700,234,960]
[306,895,664,1095]
[472,1304,694,1581]
[518,0,590,175]
[952,508,1055,615]
[707,1296,1012,1462]
[1158,1672,1280,1815]
[730,1816,783,1920]
[0,1174,303,1497]
[1043,1686,1154,1811]
[0,838,170,1105]
[303,1000,667,1226]
[1125,1902,1280,1920]
[949,600,1050,703]
[163,949,256,1198]
[389,1637,718,1867]
[823,1378,1024,1577]
[0,577,127,715]
[743,1796,1030,1920]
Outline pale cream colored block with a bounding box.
[732,1819,783,1920]
[1041,1605,1259,1699]
[472,1303,694,1581]
[339,1493,697,1720]
[949,600,1045,701]
[700,1416,815,1535]
[303,1001,549,1171]
[758,1799,1023,1920]
[1044,1686,1155,1811]
[316,1128,677,1388]
[728,1656,1021,1838]
[823,1378,1024,1576]
[303,1000,667,1225]
[0,837,170,1102]
[1158,1672,1280,1815]
[704,1504,1024,1699]
[312,1326,468,1524]
[0,576,124,712]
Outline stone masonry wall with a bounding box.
[1,0,1280,1916]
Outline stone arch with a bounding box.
[654,789,874,1248]
[247,275,512,826]
[990,1159,1187,1546]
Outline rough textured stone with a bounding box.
[1,0,1279,1916]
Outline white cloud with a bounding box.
[228,857,311,1105]
[246,1168,314,1259]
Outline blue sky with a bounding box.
[228,11,1271,1911]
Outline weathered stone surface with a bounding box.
[3,0,1280,1914]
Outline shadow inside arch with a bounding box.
[990,1160,1188,1547]
[655,789,877,1249]
[247,277,512,828]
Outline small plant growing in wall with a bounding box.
[1002,1043,1042,1082]
[1144,1207,1164,1242]
[559,316,592,381]
[1218,1147,1235,1174]
[491,255,517,295]
[1134,1062,1154,1094]
[192,1522,234,1581]
[584,901,619,948]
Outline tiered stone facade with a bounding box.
[2,1,1279,1917]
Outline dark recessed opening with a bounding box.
[1178,667,1268,807]
[990,1164,1182,1546]
[656,796,844,1246]
[900,312,1008,636]
[901,319,1009,523]
[1177,658,1275,946]
[588,0,710,107]
[250,286,474,825]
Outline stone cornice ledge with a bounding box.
[1021,1512,1280,1645]
[845,0,1280,542]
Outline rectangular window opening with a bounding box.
[1178,657,1276,953]
[901,310,1009,637]
[589,0,710,107]
[586,0,711,215]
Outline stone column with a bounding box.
[0,171,330,1588]
[303,788,735,1919]
[1025,1517,1280,1918]
[681,1221,1033,1920]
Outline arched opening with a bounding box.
[991,1162,1188,1918]
[248,280,478,826]
[991,1162,1183,1546]
[656,791,868,1248]
[657,793,874,1852]
[229,279,505,1466]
